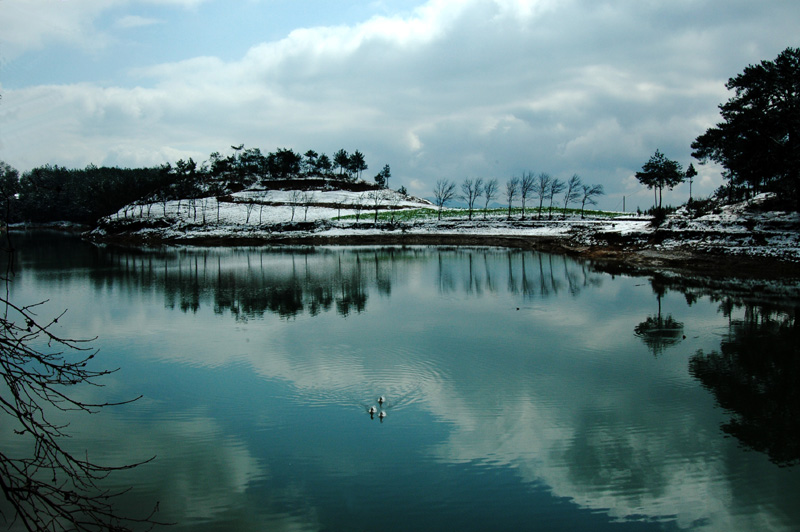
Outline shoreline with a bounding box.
[73,187,799,282]
[83,225,800,282]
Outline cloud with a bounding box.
[113,246,798,530]
[0,0,113,58]
[0,0,208,58]
[114,15,165,29]
[16,244,795,529]
[1,0,798,207]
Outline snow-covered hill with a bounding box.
[87,187,800,265]
[101,186,427,223]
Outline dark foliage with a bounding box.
[689,305,800,466]
[692,47,800,208]
[2,144,390,225]
[9,165,165,225]
[635,149,684,212]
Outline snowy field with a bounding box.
[110,188,431,225]
[653,193,800,261]
[95,189,800,262]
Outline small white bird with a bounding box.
[368,406,377,415]
[378,396,385,405]
[379,411,386,420]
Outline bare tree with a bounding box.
[433,179,456,220]
[579,183,605,218]
[562,174,582,219]
[245,201,256,224]
[353,193,367,223]
[0,278,162,531]
[386,193,402,224]
[160,188,170,217]
[289,190,302,222]
[505,177,519,219]
[482,178,499,220]
[368,190,387,224]
[258,191,271,225]
[519,172,535,219]
[301,191,316,222]
[460,178,483,221]
[547,177,565,219]
[534,172,551,220]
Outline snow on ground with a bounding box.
[650,193,800,261]
[109,188,432,226]
[95,188,800,262]
[235,188,430,209]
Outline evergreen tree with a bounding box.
[349,150,368,181]
[317,153,333,177]
[635,149,684,211]
[0,161,20,223]
[691,47,800,206]
[374,164,391,188]
[333,149,350,179]
[685,163,698,201]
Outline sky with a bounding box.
[0,0,798,211]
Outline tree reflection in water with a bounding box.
[634,276,684,357]
[60,240,800,466]
[95,245,604,322]
[626,272,800,465]
[439,248,601,299]
[690,300,800,466]
[158,248,378,319]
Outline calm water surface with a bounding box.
[3,231,799,531]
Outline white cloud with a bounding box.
[114,15,164,29]
[0,0,113,58]
[1,0,798,206]
[0,0,208,58]
[83,246,793,531]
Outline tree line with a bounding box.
[636,46,800,212]
[201,145,381,187]
[0,146,390,225]
[432,173,605,220]
[693,46,799,208]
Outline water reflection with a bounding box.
[5,231,800,532]
[132,249,376,319]
[634,277,685,356]
[14,236,605,321]
[630,272,800,466]
[436,250,602,298]
[690,301,800,466]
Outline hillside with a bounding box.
[87,183,800,274]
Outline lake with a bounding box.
[2,230,799,531]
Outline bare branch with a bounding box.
[1,277,166,530]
